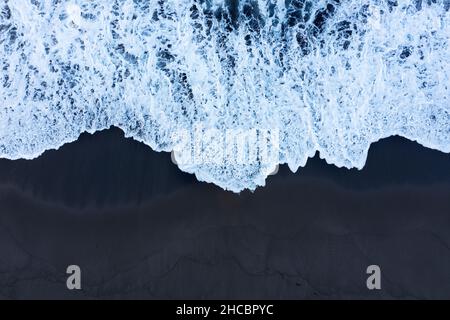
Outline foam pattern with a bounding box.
[1,0,449,192]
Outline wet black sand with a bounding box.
[0,127,449,299]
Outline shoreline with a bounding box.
[0,127,449,299]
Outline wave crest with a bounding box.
[1,0,449,191]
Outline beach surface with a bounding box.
[0,127,449,299]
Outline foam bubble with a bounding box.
[0,0,449,192]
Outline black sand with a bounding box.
[0,127,449,299]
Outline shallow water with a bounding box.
[1,0,449,191]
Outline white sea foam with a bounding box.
[0,0,449,192]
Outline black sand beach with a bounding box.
[0,127,449,299]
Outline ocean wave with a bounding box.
[1,0,449,192]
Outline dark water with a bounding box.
[0,127,449,299]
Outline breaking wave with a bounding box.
[0,0,449,192]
